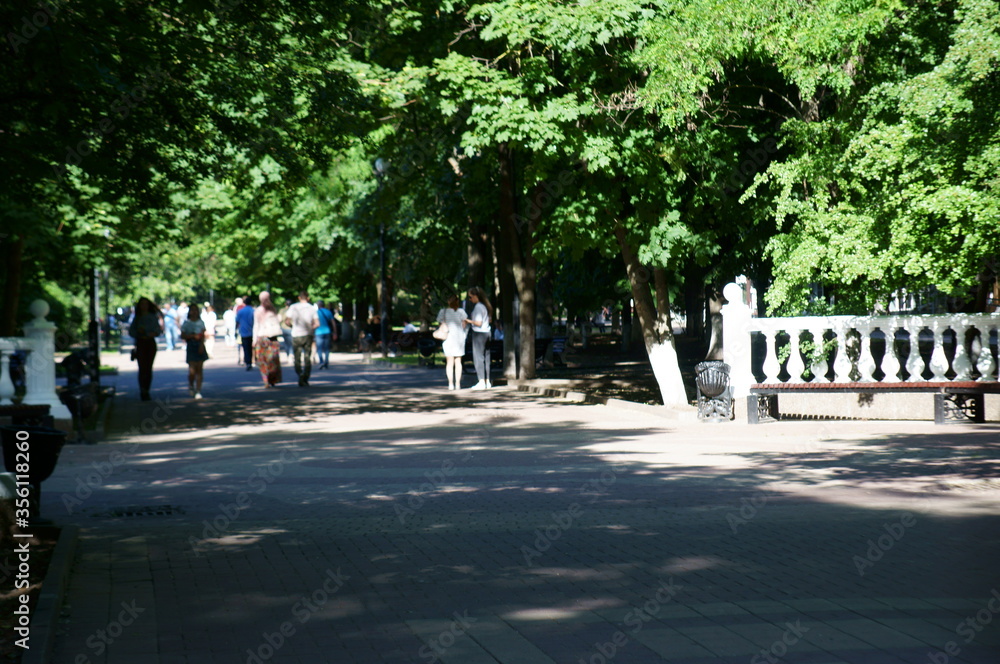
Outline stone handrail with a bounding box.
[721,282,1000,398]
[0,300,72,419]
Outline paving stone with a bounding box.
[42,353,1000,663]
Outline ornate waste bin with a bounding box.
[695,361,734,421]
[1,425,68,522]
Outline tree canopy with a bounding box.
[4,0,996,401]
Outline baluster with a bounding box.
[786,328,805,383]
[977,326,997,382]
[928,320,949,381]
[905,320,926,382]
[809,327,829,383]
[761,328,780,383]
[0,349,14,405]
[856,321,876,382]
[832,323,852,383]
[881,324,901,383]
[951,322,972,381]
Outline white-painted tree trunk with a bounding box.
[648,341,688,406]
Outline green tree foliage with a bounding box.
[639,0,1000,313]
[1,0,370,328]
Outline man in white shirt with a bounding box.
[284,291,319,387]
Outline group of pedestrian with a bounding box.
[127,287,496,399]
[436,287,493,391]
[128,297,211,401]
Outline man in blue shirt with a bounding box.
[162,304,179,351]
[236,297,256,370]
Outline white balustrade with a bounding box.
[809,327,829,382]
[721,282,1000,397]
[904,320,926,382]
[786,329,805,383]
[976,326,997,382]
[761,328,780,383]
[856,321,877,382]
[951,319,972,381]
[0,300,72,419]
[928,320,949,381]
[832,322,852,382]
[881,325,902,383]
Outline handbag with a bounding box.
[433,324,449,341]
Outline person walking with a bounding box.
[436,295,468,390]
[465,286,493,390]
[162,303,180,351]
[223,305,237,347]
[128,296,163,401]
[236,296,255,370]
[200,303,217,359]
[315,300,335,370]
[284,291,319,387]
[180,303,210,399]
[252,291,284,388]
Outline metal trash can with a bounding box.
[695,361,734,421]
[1,425,68,521]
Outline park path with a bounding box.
[40,345,1000,663]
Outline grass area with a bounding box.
[372,355,422,367]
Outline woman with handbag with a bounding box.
[436,295,468,390]
[180,303,210,399]
[252,291,284,388]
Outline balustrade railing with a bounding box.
[721,283,1000,398]
[0,300,72,419]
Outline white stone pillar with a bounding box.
[21,300,72,419]
[0,342,15,406]
[722,282,753,398]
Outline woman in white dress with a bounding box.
[436,295,468,390]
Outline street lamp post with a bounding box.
[374,158,389,358]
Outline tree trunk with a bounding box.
[420,276,433,332]
[468,217,488,294]
[683,260,705,339]
[497,142,520,378]
[705,286,725,361]
[536,264,554,340]
[614,224,688,406]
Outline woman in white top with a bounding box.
[436,294,468,390]
[465,286,493,390]
[200,303,218,359]
[252,291,284,387]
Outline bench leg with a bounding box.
[935,393,985,424]
[747,395,779,424]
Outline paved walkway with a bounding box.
[41,346,1000,663]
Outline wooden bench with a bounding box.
[748,381,1000,424]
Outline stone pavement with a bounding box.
[38,344,1000,663]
